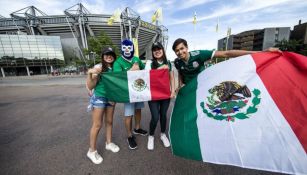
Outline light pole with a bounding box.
[90,51,96,66]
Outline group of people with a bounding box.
[85,38,280,164]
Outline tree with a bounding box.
[84,31,120,67]
[275,39,307,56]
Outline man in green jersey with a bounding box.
[172,38,281,90]
[113,39,148,149]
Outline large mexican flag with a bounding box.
[169,52,307,174]
[101,69,170,103]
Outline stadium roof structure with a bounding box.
[0,3,168,60]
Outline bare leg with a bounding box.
[105,106,115,144]
[134,109,141,129]
[125,116,133,137]
[89,108,105,151]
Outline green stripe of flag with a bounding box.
[170,78,202,160]
[101,71,129,103]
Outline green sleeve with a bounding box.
[113,60,122,72]
[199,50,214,63]
[138,58,145,70]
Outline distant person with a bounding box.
[86,47,120,164]
[144,42,175,150]
[113,39,148,150]
[172,38,281,90]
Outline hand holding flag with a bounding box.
[101,69,171,103]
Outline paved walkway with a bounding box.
[0,78,283,175]
[0,75,86,86]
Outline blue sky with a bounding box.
[1,0,307,60]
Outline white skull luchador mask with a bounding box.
[121,39,134,60]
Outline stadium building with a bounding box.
[0,3,168,77]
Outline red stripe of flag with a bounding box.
[150,69,171,101]
[252,51,307,152]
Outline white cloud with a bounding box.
[220,1,307,35]
[0,0,110,16]
[131,0,215,22]
[164,0,307,60]
[79,0,109,14]
[164,0,176,6]
[0,0,29,17]
[133,0,161,15]
[177,0,215,10]
[167,0,303,26]
[1,0,307,61]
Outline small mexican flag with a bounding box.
[101,69,170,103]
[169,52,307,174]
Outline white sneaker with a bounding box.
[160,133,170,147]
[105,142,120,153]
[147,136,154,150]
[87,149,103,164]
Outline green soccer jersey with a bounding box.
[113,56,145,72]
[150,60,172,71]
[174,50,214,84]
[94,67,112,97]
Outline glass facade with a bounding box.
[0,34,64,60]
[0,34,65,76]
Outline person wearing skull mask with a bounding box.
[113,39,148,149]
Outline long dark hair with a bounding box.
[101,54,115,72]
[151,45,167,69]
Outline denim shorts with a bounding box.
[124,102,144,117]
[87,94,112,112]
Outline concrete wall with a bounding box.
[217,38,225,50]
[217,36,233,50]
[262,28,276,50]
[278,27,291,41]
[291,23,307,44]
[263,27,290,50]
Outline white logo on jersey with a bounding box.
[190,50,200,56]
[192,61,199,68]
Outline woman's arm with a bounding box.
[169,70,176,98]
[86,68,100,90]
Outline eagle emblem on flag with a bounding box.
[200,81,261,122]
[132,78,147,92]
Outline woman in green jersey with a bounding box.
[86,47,120,164]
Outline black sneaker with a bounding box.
[127,136,137,149]
[133,128,148,136]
